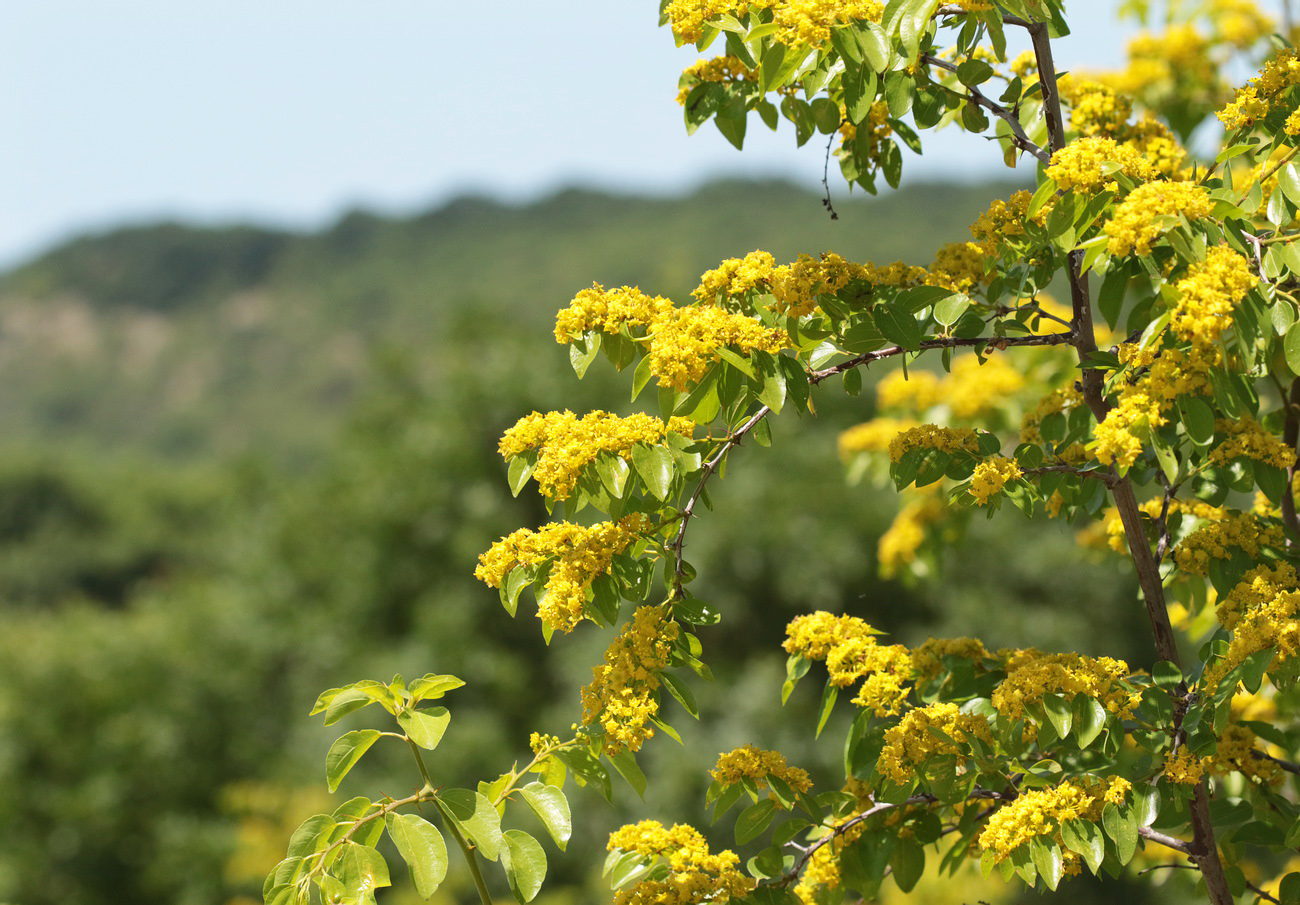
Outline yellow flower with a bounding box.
[838,417,919,458]
[1104,181,1214,256]
[676,55,757,105]
[877,491,944,578]
[978,777,1127,861]
[1170,246,1256,345]
[877,702,992,785]
[711,744,813,794]
[499,410,694,501]
[648,305,790,391]
[1210,417,1295,469]
[993,649,1139,721]
[607,820,753,905]
[1045,136,1156,193]
[581,605,679,753]
[889,424,981,463]
[1219,48,1300,132]
[783,611,913,716]
[969,456,1022,505]
[475,515,652,633]
[555,283,673,341]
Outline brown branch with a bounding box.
[1283,377,1300,545]
[669,406,771,596]
[1252,749,1300,776]
[1024,464,1117,486]
[935,4,1030,27]
[1029,20,1234,905]
[808,332,1074,384]
[1139,827,1195,856]
[919,54,1050,164]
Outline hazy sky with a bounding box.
[0,1,1272,267]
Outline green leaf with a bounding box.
[811,97,842,134]
[501,830,548,903]
[1282,164,1300,207]
[873,304,923,351]
[735,799,779,845]
[1178,396,1217,446]
[1102,802,1138,864]
[287,814,335,859]
[399,707,450,750]
[660,670,700,720]
[860,21,891,71]
[1042,693,1072,739]
[932,292,970,327]
[407,674,465,701]
[386,813,449,899]
[1060,819,1104,874]
[326,730,382,793]
[1072,696,1107,749]
[520,782,572,850]
[322,688,374,725]
[607,748,649,798]
[437,789,503,861]
[900,0,941,61]
[889,836,925,892]
[816,682,838,736]
[1030,838,1064,890]
[632,443,675,501]
[337,842,392,897]
[1286,322,1300,375]
[957,59,994,86]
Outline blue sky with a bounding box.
[0,1,1267,267]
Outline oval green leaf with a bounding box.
[399,707,451,750]
[386,812,449,899]
[519,782,572,850]
[437,788,503,861]
[632,443,675,501]
[326,729,382,793]
[502,829,548,903]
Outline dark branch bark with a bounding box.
[808,332,1073,385]
[918,54,1050,164]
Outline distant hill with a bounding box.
[0,178,1022,461]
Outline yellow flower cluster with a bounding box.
[1210,416,1295,469]
[970,190,1032,256]
[930,241,989,292]
[693,248,934,318]
[663,0,884,48]
[1173,510,1285,576]
[1058,75,1133,137]
[1104,181,1214,256]
[838,417,919,458]
[1212,724,1283,784]
[556,283,673,341]
[877,701,993,785]
[500,410,694,501]
[888,424,981,463]
[794,819,867,905]
[529,732,561,755]
[783,611,914,716]
[1020,385,1082,440]
[1203,562,1300,693]
[649,305,791,390]
[476,515,652,632]
[1102,23,1216,101]
[676,55,756,105]
[978,777,1130,861]
[877,491,944,578]
[993,649,1139,721]
[710,744,814,793]
[606,820,753,905]
[1211,0,1274,48]
[840,100,896,172]
[554,283,790,392]
[581,605,679,753]
[1219,48,1300,133]
[1045,137,1156,193]
[911,636,989,679]
[969,456,1023,505]
[1170,246,1256,345]
[1163,748,1208,784]
[1091,391,1162,469]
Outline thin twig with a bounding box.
[822,130,839,220]
[670,406,771,595]
[809,332,1074,384]
[1241,231,1271,283]
[1282,378,1300,545]
[1139,827,1196,856]
[1024,465,1118,486]
[919,54,1049,164]
[1249,881,1283,904]
[1252,749,1300,776]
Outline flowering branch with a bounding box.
[1251,749,1300,776]
[670,406,772,595]
[808,332,1074,384]
[1024,465,1117,487]
[918,54,1050,164]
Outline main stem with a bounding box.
[1028,23,1232,905]
[411,737,495,905]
